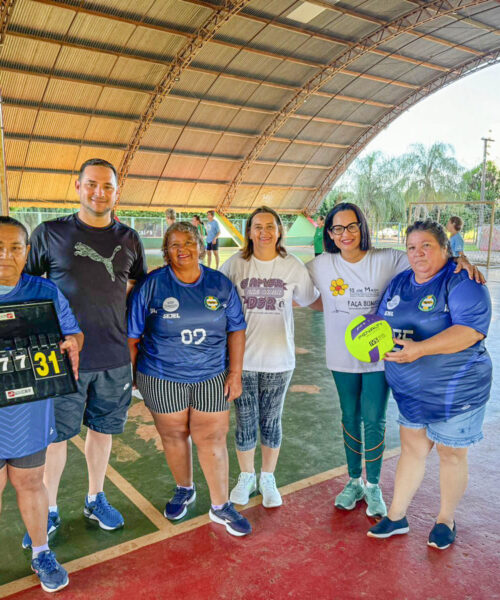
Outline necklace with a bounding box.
[250,255,278,283]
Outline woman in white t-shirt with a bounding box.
[221,207,319,509]
[307,202,478,519]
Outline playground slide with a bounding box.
[216,213,244,247]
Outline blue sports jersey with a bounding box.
[377,261,492,423]
[127,265,246,383]
[0,274,81,459]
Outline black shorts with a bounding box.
[53,364,133,441]
[0,447,47,469]
[137,370,229,414]
[206,240,219,251]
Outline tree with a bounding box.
[315,189,353,217]
[401,142,463,220]
[462,161,500,204]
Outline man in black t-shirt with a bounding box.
[23,158,147,543]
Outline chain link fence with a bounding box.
[14,207,498,266]
[370,201,500,267]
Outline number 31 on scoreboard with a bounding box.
[28,348,66,380]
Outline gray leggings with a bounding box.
[234,370,293,451]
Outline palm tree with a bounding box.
[347,151,406,227]
[401,142,463,220]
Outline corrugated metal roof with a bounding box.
[0,0,498,213]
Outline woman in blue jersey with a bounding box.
[368,220,491,550]
[0,217,83,592]
[127,222,251,536]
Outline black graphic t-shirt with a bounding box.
[26,214,147,371]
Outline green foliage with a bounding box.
[315,142,497,227]
[462,161,500,204]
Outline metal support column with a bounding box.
[0,91,9,215]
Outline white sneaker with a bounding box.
[259,473,282,508]
[230,472,257,506]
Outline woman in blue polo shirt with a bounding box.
[0,217,82,592]
[368,219,492,550]
[128,222,251,537]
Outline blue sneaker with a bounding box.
[22,511,61,549]
[209,501,252,537]
[367,516,409,538]
[428,521,456,550]
[164,485,196,520]
[31,550,69,593]
[83,492,124,530]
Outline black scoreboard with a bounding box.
[0,301,77,408]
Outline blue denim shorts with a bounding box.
[397,405,486,448]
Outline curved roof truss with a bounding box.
[116,0,251,198]
[306,46,500,214]
[218,0,492,212]
[0,0,499,213]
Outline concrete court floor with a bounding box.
[0,252,498,598]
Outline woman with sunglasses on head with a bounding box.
[307,202,481,519]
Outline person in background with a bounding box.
[191,215,206,244]
[0,217,83,592]
[25,158,147,542]
[368,220,491,550]
[205,210,221,270]
[313,215,325,256]
[128,222,251,536]
[165,209,176,228]
[446,216,464,257]
[221,207,319,509]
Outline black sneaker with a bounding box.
[428,522,456,550]
[367,516,409,538]
[164,485,196,520]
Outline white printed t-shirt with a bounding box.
[220,252,319,372]
[307,248,409,373]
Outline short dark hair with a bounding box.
[192,214,201,223]
[406,219,451,256]
[242,206,287,260]
[0,216,29,245]
[207,210,215,217]
[323,202,371,254]
[78,158,117,183]
[449,216,463,231]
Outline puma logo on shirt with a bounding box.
[74,242,122,281]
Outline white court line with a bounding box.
[0,443,401,598]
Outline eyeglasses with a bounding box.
[329,222,361,235]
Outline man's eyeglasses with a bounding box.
[329,222,361,235]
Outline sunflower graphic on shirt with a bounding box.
[330,278,348,296]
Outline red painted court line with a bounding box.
[6,421,500,600]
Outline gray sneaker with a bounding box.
[230,472,257,506]
[335,478,366,510]
[259,473,282,508]
[365,484,387,518]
